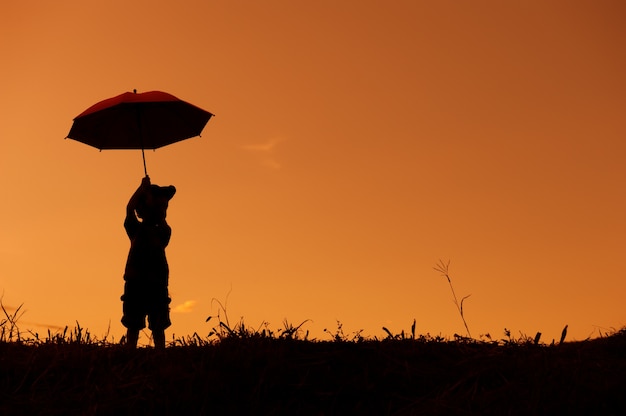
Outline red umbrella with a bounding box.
[67,90,213,175]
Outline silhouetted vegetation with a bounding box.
[2,309,625,415]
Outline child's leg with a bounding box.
[153,329,166,350]
[126,329,139,348]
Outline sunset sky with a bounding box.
[2,1,625,345]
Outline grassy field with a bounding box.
[1,318,625,415]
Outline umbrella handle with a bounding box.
[141,147,148,176]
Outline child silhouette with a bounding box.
[121,176,176,349]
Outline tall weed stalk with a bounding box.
[434,260,472,338]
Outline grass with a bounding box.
[2,307,626,415]
[2,266,623,415]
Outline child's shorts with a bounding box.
[121,280,171,331]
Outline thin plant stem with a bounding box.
[434,260,471,338]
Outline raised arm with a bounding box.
[127,176,152,217]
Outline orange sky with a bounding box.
[1,1,625,345]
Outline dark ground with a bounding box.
[1,331,625,415]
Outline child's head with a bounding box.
[136,185,176,223]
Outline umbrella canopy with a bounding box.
[67,90,213,174]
